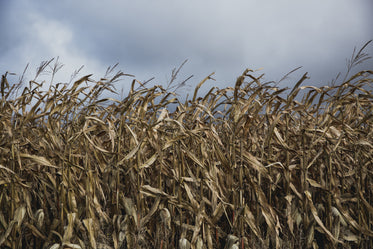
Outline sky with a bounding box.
[1,0,372,97]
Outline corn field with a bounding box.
[0,52,373,248]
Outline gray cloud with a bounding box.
[1,0,372,96]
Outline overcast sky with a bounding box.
[1,0,372,96]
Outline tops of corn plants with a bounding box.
[0,42,372,248]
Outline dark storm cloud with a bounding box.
[1,0,372,95]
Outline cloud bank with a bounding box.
[1,0,372,95]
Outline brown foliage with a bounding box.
[0,59,372,248]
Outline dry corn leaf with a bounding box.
[83,218,97,249]
[140,185,171,198]
[159,208,171,229]
[242,151,269,177]
[306,178,326,189]
[305,191,342,244]
[184,149,205,169]
[335,197,373,236]
[140,197,160,227]
[62,243,82,249]
[184,183,200,210]
[0,220,16,246]
[13,205,25,226]
[139,154,157,169]
[179,238,191,249]
[49,244,61,249]
[19,153,58,168]
[359,191,373,214]
[62,213,76,243]
[191,210,203,244]
[343,231,359,242]
[25,222,47,240]
[243,205,261,238]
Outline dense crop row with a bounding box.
[0,49,372,248]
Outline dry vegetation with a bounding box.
[0,46,373,249]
